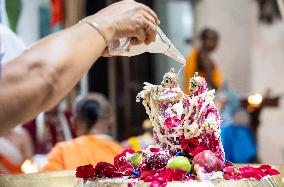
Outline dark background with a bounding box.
[86,0,155,141]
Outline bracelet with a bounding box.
[79,20,109,45]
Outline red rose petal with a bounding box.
[150,148,161,152]
[181,137,199,156]
[149,181,161,187]
[114,149,135,176]
[76,164,95,179]
[224,165,280,181]
[93,162,116,178]
[259,165,280,175]
[140,168,186,183]
[190,146,205,157]
[165,118,174,128]
[140,170,156,180]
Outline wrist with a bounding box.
[85,15,116,44]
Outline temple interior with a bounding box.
[0,0,283,186]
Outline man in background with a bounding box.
[184,28,223,94]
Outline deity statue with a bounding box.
[137,69,225,160]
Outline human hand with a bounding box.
[85,0,160,46]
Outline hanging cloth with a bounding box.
[5,0,22,32]
[50,0,64,31]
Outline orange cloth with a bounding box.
[42,135,123,172]
[0,155,22,174]
[184,48,223,94]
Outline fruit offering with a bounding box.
[76,69,279,186]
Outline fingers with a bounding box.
[131,13,158,46]
[102,48,111,57]
[143,12,156,29]
[143,12,157,45]
[139,3,160,25]
[131,27,156,46]
[130,38,142,45]
[145,26,156,45]
[130,28,147,45]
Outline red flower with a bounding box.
[76,164,95,179]
[114,149,135,176]
[149,181,167,187]
[165,117,180,129]
[140,168,187,183]
[150,148,161,153]
[116,149,135,158]
[223,166,241,180]
[138,160,147,172]
[223,165,280,180]
[162,169,187,181]
[190,146,205,157]
[94,162,116,178]
[181,138,205,157]
[140,170,156,181]
[239,166,263,180]
[259,165,280,175]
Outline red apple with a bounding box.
[193,150,224,172]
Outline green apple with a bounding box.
[129,153,143,168]
[166,156,192,172]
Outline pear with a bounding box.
[129,153,143,168]
[167,156,191,172]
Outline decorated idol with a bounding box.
[75,70,279,187]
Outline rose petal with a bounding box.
[94,162,116,178]
[150,148,161,153]
[76,164,95,179]
[190,146,205,157]
[114,149,135,176]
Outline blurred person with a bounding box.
[0,0,159,134]
[121,119,154,151]
[74,93,115,140]
[22,102,75,154]
[215,83,240,126]
[184,28,223,94]
[221,109,257,163]
[0,126,33,174]
[42,93,123,171]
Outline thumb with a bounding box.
[102,48,111,57]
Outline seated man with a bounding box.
[42,93,123,171]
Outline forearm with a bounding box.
[0,22,106,133]
[0,0,159,134]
